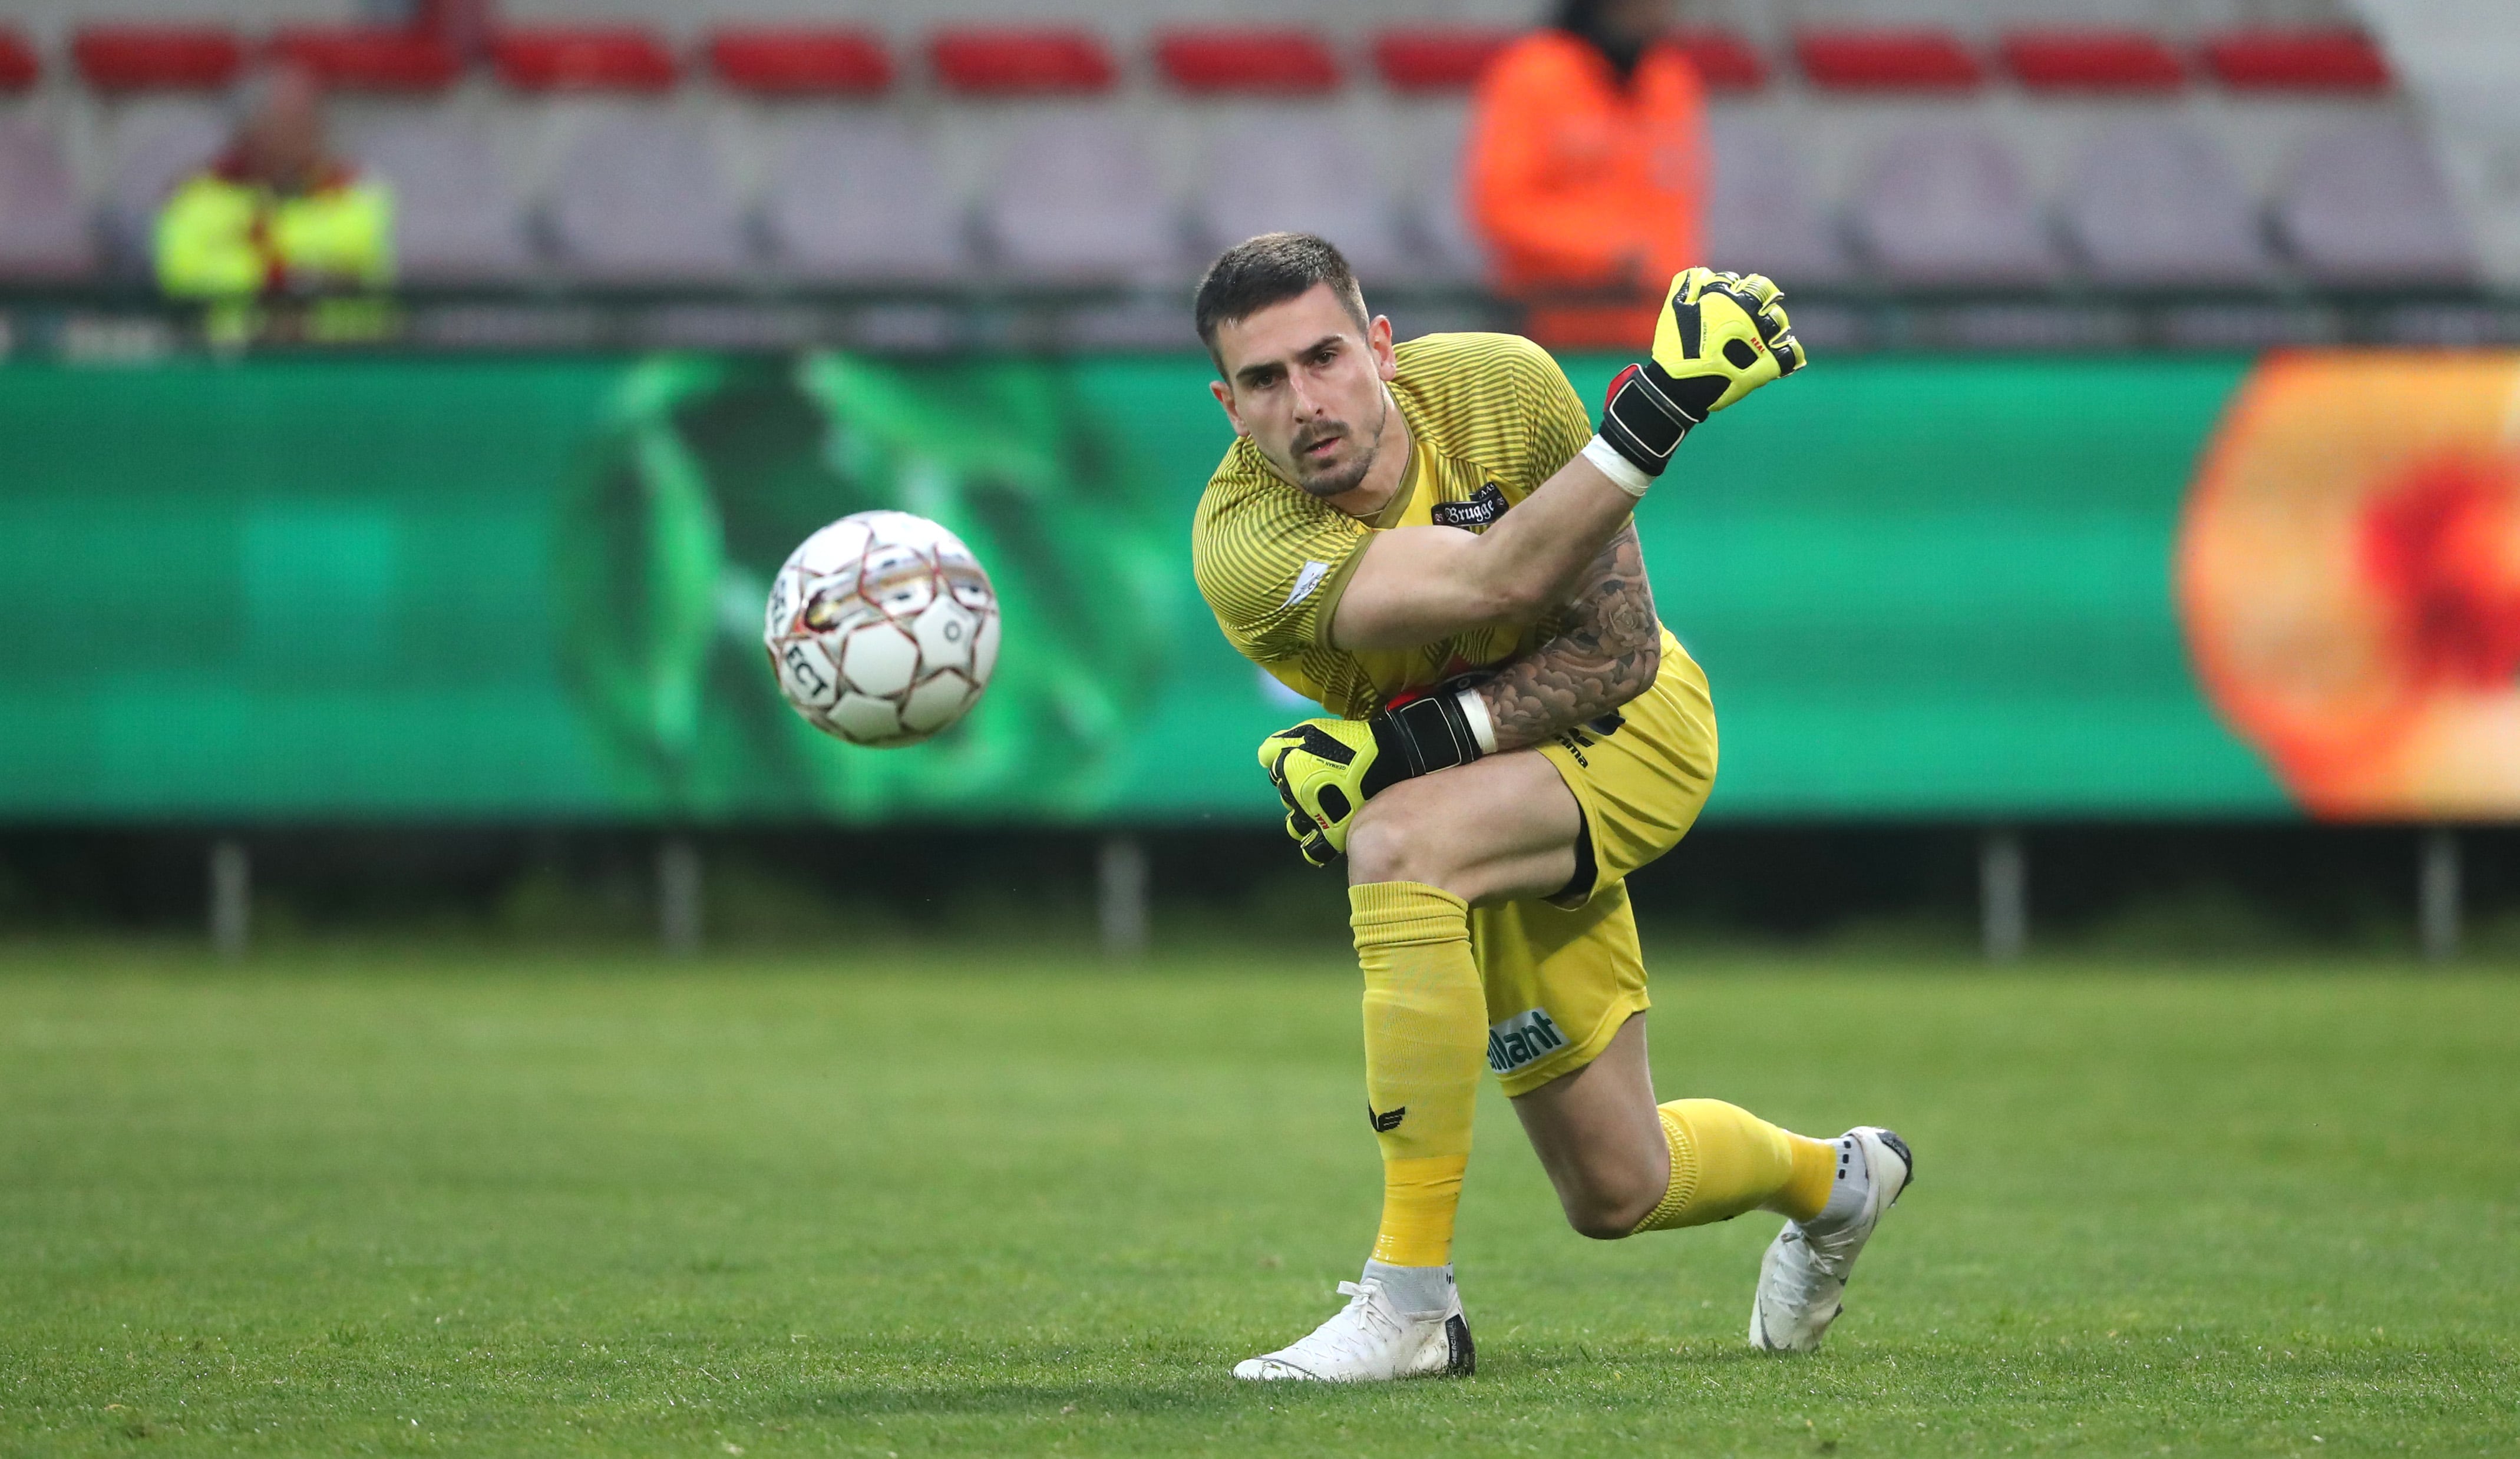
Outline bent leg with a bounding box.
[1345,749,1584,905]
[1508,1015,1671,1236]
[1514,1014,1841,1239]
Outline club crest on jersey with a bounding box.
[1430,484,1510,532]
[1487,1007,1567,1075]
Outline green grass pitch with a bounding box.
[2,945,2514,1456]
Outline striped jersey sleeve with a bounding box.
[1512,338,1597,484]
[1190,441,1372,666]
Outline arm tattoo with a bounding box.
[1474,526,1662,753]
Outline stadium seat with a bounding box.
[101,101,226,270]
[2060,121,2270,287]
[930,29,1117,96]
[1795,30,1985,92]
[1157,29,1340,95]
[979,110,1180,283]
[346,117,537,284]
[0,119,94,281]
[2276,121,2475,284]
[1409,158,1485,283]
[545,114,751,283]
[2201,30,2390,94]
[267,28,462,94]
[1369,29,1514,92]
[1673,32,1768,93]
[1195,112,1405,278]
[74,25,245,93]
[493,28,678,94]
[762,114,969,283]
[0,30,39,91]
[2000,31,2187,93]
[708,28,892,97]
[1706,117,1850,286]
[1851,124,2060,286]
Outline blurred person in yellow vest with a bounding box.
[1466,0,1706,349]
[156,60,394,341]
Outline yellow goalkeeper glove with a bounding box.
[1259,687,1494,868]
[1590,267,1805,489]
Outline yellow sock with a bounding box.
[1630,1099,1839,1232]
[1350,881,1486,1268]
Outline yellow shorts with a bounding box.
[1472,632,1717,1097]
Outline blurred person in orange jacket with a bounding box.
[1467,0,1705,348]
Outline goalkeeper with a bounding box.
[1190,233,1913,1382]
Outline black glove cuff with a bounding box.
[1363,690,1487,798]
[1598,360,1703,479]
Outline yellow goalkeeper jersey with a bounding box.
[1192,332,1598,719]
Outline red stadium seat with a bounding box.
[1369,28,1515,92]
[73,25,245,92]
[2000,31,2186,92]
[1795,29,1984,92]
[0,31,38,92]
[492,28,678,94]
[709,28,892,96]
[930,28,1116,96]
[268,28,463,94]
[1155,28,1339,95]
[1672,31,1768,92]
[2202,29,2390,94]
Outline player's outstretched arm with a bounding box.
[1331,269,1800,654]
[1472,525,1660,752]
[1330,455,1634,651]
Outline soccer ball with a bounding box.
[764,511,1000,747]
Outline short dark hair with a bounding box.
[1193,232,1370,372]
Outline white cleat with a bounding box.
[1233,1279,1475,1381]
[1750,1126,1914,1354]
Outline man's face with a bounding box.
[241,65,326,184]
[1208,283,1399,499]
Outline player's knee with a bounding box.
[1550,1159,1666,1240]
[1346,788,1462,892]
[1563,1187,1656,1240]
[1568,1206,1633,1241]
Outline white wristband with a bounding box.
[1454,686,1499,756]
[1581,435,1653,499]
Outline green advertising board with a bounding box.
[0,347,2385,824]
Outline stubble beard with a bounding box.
[1292,389,1390,499]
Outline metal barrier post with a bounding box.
[2420,826,2461,964]
[658,835,702,959]
[1981,827,2026,964]
[209,838,250,961]
[1099,835,1149,959]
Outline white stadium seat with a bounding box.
[0,118,94,280]
[546,113,752,285]
[763,113,970,285]
[1195,110,1408,282]
[349,115,537,285]
[978,109,1183,285]
[2062,120,2273,288]
[1707,115,1853,288]
[2277,119,2478,284]
[1852,123,2062,287]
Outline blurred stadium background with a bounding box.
[0,0,2516,956]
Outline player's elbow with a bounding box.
[1475,571,1554,627]
[1628,633,1662,696]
